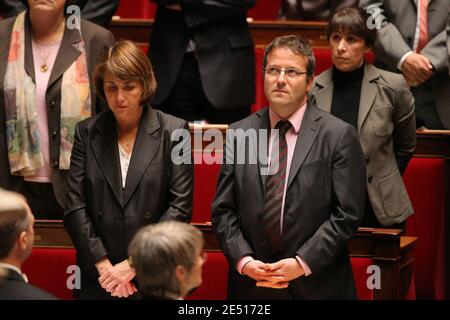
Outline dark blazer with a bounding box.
[212,106,366,299]
[279,0,358,20]
[63,107,193,298]
[309,64,415,226]
[0,15,115,208]
[359,0,450,129]
[0,0,119,27]
[0,268,57,300]
[148,0,255,109]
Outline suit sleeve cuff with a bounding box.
[397,51,413,71]
[296,255,312,276]
[236,256,254,275]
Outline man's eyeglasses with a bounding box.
[264,66,308,79]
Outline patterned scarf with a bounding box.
[4,11,91,175]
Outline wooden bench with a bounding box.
[28,221,416,300]
[109,18,329,48]
[27,128,449,299]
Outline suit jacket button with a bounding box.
[98,211,103,217]
[144,212,151,219]
[50,101,56,108]
[368,176,373,183]
[262,240,268,247]
[53,160,59,168]
[365,157,370,165]
[52,130,57,138]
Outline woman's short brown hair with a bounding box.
[326,7,376,48]
[94,40,157,106]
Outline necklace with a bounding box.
[120,135,136,148]
[33,39,62,73]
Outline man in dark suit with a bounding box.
[279,0,358,20]
[212,35,366,299]
[148,0,256,123]
[359,0,450,129]
[0,0,119,28]
[0,189,57,300]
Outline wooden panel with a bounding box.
[109,18,329,47]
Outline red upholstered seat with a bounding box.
[247,0,281,20]
[22,247,76,300]
[22,247,228,300]
[186,252,229,300]
[403,157,446,299]
[193,151,221,223]
[20,247,394,300]
[351,257,375,300]
[115,0,156,19]
[116,0,280,20]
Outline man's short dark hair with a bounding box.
[0,194,29,259]
[263,35,316,81]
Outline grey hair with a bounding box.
[263,34,316,81]
[128,221,204,298]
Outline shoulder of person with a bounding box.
[312,68,333,88]
[0,16,16,36]
[228,109,264,130]
[79,18,114,43]
[368,64,408,92]
[75,109,110,133]
[151,107,189,132]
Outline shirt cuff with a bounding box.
[397,51,413,71]
[236,256,254,275]
[296,255,312,276]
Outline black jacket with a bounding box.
[64,107,193,298]
[148,0,256,109]
[0,267,57,300]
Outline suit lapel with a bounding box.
[91,110,123,208]
[313,69,333,113]
[252,108,270,191]
[123,107,160,207]
[24,15,35,84]
[357,64,379,134]
[287,105,322,190]
[47,23,82,89]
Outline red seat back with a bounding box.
[115,0,156,19]
[22,247,76,300]
[404,157,446,299]
[247,0,281,20]
[186,252,229,300]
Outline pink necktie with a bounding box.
[417,0,429,52]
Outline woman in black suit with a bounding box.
[63,40,193,300]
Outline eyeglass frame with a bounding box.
[263,65,308,79]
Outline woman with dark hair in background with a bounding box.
[0,0,114,219]
[64,40,193,299]
[309,7,416,228]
